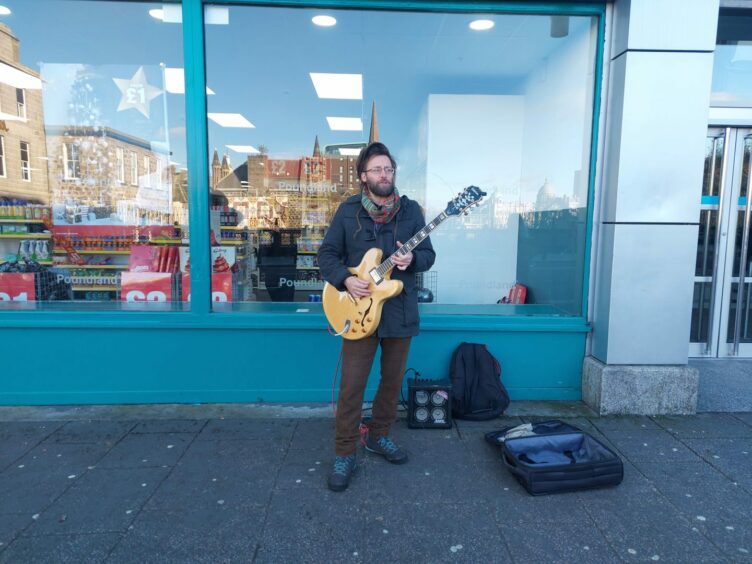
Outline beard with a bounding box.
[365,177,395,199]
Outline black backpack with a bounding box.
[449,342,509,420]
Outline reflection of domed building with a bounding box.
[535,178,580,211]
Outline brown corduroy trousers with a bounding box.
[335,335,412,456]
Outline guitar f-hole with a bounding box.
[359,298,374,327]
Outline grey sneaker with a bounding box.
[365,434,408,464]
[327,454,357,492]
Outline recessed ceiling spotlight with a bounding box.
[469,19,494,31]
[0,6,11,16]
[149,8,164,21]
[312,15,336,27]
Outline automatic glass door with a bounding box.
[690,127,752,357]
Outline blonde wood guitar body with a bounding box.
[322,248,404,340]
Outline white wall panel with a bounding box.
[601,51,713,223]
[605,223,698,364]
[612,0,720,55]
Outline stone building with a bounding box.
[0,23,49,204]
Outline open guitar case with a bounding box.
[485,420,623,495]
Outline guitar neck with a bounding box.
[375,211,448,276]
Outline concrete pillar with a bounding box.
[585,0,720,414]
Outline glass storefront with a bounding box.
[0,1,599,317]
[0,1,189,308]
[204,5,598,315]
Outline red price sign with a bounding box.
[0,273,36,302]
[120,272,173,303]
[181,273,233,302]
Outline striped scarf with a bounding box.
[361,187,401,224]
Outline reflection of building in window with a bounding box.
[130,151,137,185]
[535,178,580,212]
[213,136,360,229]
[63,143,80,180]
[143,156,151,187]
[46,126,170,224]
[15,88,25,119]
[116,147,125,183]
[20,141,30,181]
[0,23,49,204]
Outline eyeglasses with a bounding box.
[364,166,395,176]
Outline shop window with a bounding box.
[116,147,125,183]
[19,141,30,181]
[130,151,138,185]
[16,88,25,119]
[712,8,752,108]
[0,135,5,178]
[0,1,188,310]
[205,5,597,315]
[63,142,80,180]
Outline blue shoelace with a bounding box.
[377,437,398,453]
[333,456,355,475]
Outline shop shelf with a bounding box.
[71,285,119,291]
[0,219,45,224]
[0,233,51,239]
[53,250,131,255]
[53,264,128,270]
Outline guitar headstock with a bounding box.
[445,185,487,216]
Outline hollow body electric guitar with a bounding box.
[322,185,486,340]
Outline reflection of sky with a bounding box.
[1,1,186,162]
[204,6,594,168]
[712,44,752,107]
[0,1,595,179]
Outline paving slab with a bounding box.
[580,490,724,562]
[0,533,120,564]
[22,467,170,535]
[683,438,752,481]
[196,419,296,441]
[653,413,752,438]
[589,415,663,434]
[95,433,193,469]
[129,419,207,434]
[0,513,32,552]
[499,520,618,563]
[604,430,702,462]
[107,506,264,564]
[255,488,368,563]
[360,501,512,563]
[634,461,752,560]
[44,420,135,445]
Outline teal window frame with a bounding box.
[0,0,604,334]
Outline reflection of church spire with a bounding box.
[221,153,232,178]
[368,101,379,143]
[312,135,321,157]
[211,148,221,190]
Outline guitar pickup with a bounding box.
[369,269,383,285]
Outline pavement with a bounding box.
[0,402,751,563]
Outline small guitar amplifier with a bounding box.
[407,378,452,429]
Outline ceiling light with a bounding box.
[227,145,260,154]
[339,148,361,156]
[165,68,215,95]
[0,6,11,16]
[469,19,494,31]
[207,113,255,128]
[148,8,164,21]
[312,15,336,27]
[326,117,362,131]
[310,73,362,100]
[0,62,42,89]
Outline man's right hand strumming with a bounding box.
[344,276,371,298]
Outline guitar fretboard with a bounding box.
[375,211,448,277]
